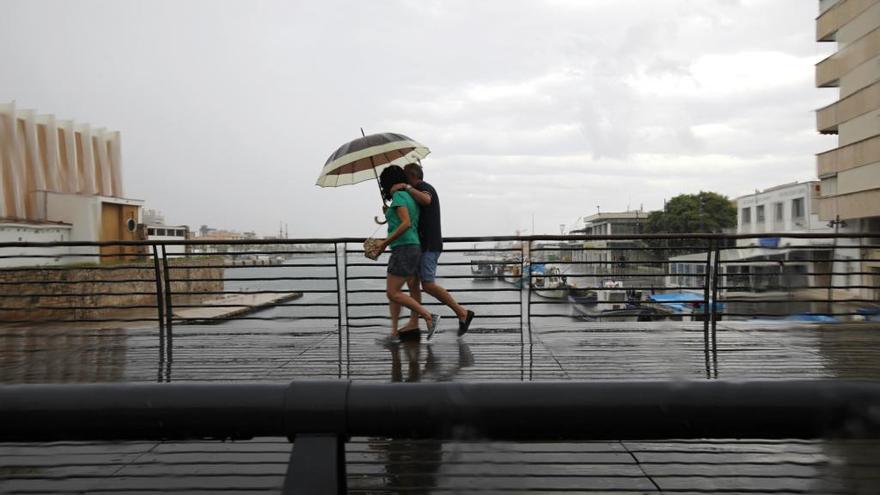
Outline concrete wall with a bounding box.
[0,258,224,322]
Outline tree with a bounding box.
[645,191,737,253]
[646,191,736,235]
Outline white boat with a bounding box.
[532,266,568,299]
[569,279,657,321]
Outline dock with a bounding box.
[173,292,302,323]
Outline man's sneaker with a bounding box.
[458,310,475,337]
[426,314,442,340]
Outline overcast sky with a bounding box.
[1,0,837,237]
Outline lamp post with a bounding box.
[827,215,847,314]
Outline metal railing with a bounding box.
[1,233,878,334]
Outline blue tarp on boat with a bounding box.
[784,313,837,322]
[647,292,724,313]
[648,292,704,303]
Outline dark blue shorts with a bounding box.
[419,251,441,282]
[387,245,421,277]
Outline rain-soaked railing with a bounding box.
[1,233,878,339]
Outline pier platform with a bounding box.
[173,292,302,323]
[2,321,880,493]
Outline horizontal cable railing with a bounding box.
[0,233,876,334]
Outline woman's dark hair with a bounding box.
[379,165,408,201]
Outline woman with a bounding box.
[376,165,439,341]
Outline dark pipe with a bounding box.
[2,381,880,442]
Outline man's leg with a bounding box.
[419,252,468,321]
[422,281,467,321]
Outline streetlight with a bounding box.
[827,215,847,314]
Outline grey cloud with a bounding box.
[0,0,828,237]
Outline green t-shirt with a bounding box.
[386,190,420,248]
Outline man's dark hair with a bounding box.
[379,165,408,201]
[404,162,424,180]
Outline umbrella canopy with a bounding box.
[315,132,430,187]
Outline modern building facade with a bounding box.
[815,0,880,299]
[816,0,880,223]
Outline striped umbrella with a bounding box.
[315,132,430,191]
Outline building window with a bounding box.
[158,228,167,236]
[791,198,805,221]
[741,207,751,225]
[774,202,784,222]
[756,205,765,224]
[148,228,156,235]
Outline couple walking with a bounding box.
[375,163,475,342]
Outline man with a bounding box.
[391,163,474,339]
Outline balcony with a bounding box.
[818,188,880,220]
[817,0,880,42]
[817,134,880,177]
[816,80,880,133]
[816,26,880,87]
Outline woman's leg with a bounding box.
[401,276,421,331]
[387,274,433,323]
[387,274,406,336]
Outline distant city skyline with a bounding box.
[0,0,835,238]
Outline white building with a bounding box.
[566,210,655,290]
[1,103,143,266]
[146,224,188,256]
[669,181,859,294]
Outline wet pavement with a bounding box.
[2,321,880,493]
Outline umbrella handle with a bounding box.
[374,203,388,225]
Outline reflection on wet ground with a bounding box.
[2,321,880,493]
[5,320,880,383]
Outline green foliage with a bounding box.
[646,191,736,235]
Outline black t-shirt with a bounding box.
[415,181,442,252]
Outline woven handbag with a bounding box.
[363,238,382,260]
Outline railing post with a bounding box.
[526,240,532,342]
[711,240,721,352]
[282,434,347,495]
[334,242,344,379]
[334,242,343,332]
[519,242,525,341]
[343,245,350,378]
[702,239,712,341]
[151,244,165,332]
[160,244,174,334]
